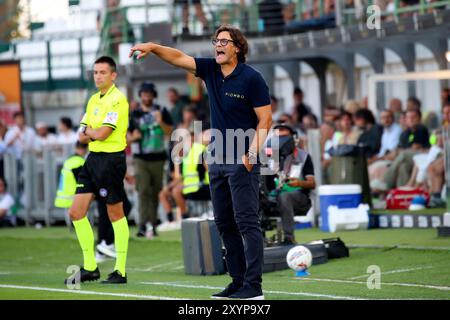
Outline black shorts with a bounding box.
[183,184,211,201]
[76,151,127,205]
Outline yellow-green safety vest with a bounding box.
[54,155,85,208]
[182,142,209,195]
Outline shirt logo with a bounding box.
[100,188,108,197]
[105,112,118,124]
[225,92,245,99]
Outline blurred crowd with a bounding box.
[1,82,449,230]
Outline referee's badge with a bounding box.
[100,188,108,197]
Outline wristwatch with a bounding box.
[247,150,258,164]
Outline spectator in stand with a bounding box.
[332,111,361,146]
[424,103,450,207]
[0,120,7,179]
[375,110,403,160]
[292,87,311,124]
[56,117,78,147]
[369,110,403,190]
[4,112,36,160]
[323,105,341,123]
[354,109,383,159]
[302,113,319,132]
[0,177,15,227]
[174,0,210,36]
[441,88,450,108]
[320,121,336,184]
[258,0,285,32]
[34,122,58,154]
[382,109,430,189]
[167,88,187,127]
[406,96,421,112]
[271,95,283,122]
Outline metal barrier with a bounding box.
[1,145,141,226]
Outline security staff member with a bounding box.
[54,142,88,210]
[65,56,129,285]
[130,24,272,300]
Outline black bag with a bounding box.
[321,238,349,259]
[181,218,226,275]
[263,243,328,273]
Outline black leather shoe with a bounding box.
[228,285,264,300]
[64,267,100,285]
[211,282,242,299]
[101,270,127,284]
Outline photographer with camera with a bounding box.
[268,123,316,245]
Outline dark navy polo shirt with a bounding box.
[194,57,271,161]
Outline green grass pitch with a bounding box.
[0,226,449,300]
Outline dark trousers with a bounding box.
[97,195,132,245]
[209,163,263,290]
[278,191,311,240]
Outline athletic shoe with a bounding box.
[101,270,127,284]
[136,225,146,238]
[228,285,264,300]
[64,267,100,285]
[95,251,109,263]
[211,282,242,299]
[97,240,117,258]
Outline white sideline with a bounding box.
[349,266,434,280]
[297,278,450,291]
[140,281,367,300]
[130,261,183,272]
[0,284,190,300]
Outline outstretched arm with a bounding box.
[129,42,196,74]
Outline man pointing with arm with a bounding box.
[130,24,272,300]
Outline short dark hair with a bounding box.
[407,96,421,110]
[340,111,354,122]
[354,109,376,125]
[294,87,303,96]
[75,141,88,149]
[13,111,24,119]
[94,56,117,73]
[214,24,248,63]
[139,81,157,98]
[183,104,198,116]
[60,117,73,130]
[407,109,422,119]
[168,87,179,95]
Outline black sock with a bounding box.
[433,193,442,199]
[167,212,174,222]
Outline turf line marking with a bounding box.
[297,278,450,291]
[171,265,185,270]
[0,284,190,300]
[130,261,183,272]
[349,245,450,251]
[140,281,366,300]
[349,266,434,280]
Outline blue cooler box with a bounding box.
[319,185,362,232]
